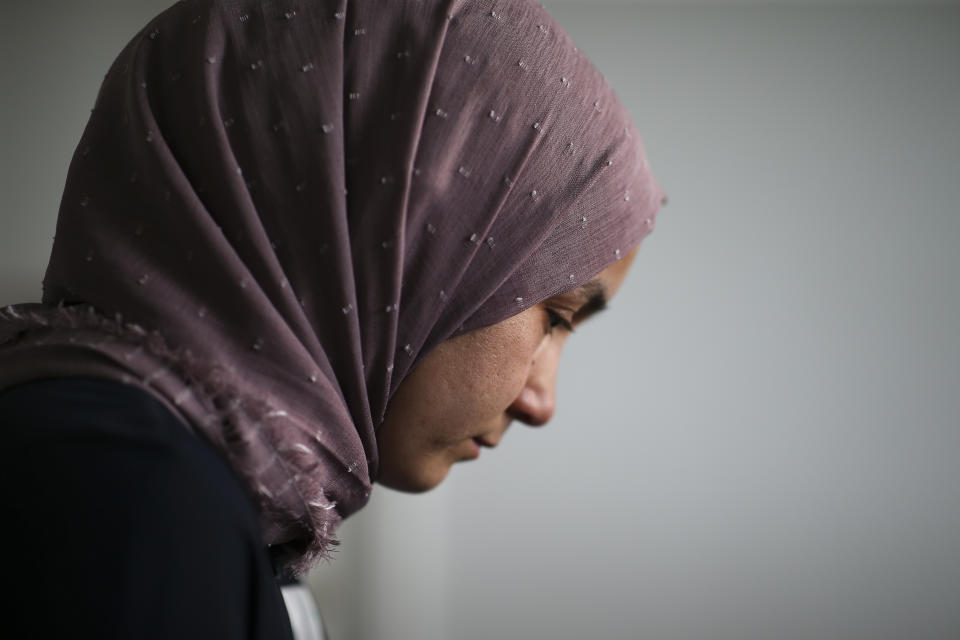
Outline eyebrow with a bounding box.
[569,279,608,324]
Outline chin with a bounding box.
[376,464,450,493]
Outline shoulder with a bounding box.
[1,378,292,639]
[2,377,260,538]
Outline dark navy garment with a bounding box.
[0,377,294,639]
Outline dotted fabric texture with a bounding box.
[0,0,663,573]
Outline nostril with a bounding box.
[508,404,553,427]
[508,407,535,425]
[525,411,552,427]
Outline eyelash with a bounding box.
[546,309,574,334]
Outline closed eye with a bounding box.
[546,309,574,334]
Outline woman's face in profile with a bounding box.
[376,247,638,492]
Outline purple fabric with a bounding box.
[0,0,663,573]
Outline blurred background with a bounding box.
[2,1,958,639]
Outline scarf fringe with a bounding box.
[0,302,341,573]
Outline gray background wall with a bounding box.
[2,2,958,639]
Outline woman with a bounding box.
[0,0,663,637]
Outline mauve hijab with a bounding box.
[0,0,663,573]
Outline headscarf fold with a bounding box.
[0,0,663,573]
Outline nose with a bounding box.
[508,386,555,426]
[507,343,561,426]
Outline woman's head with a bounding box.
[2,0,663,570]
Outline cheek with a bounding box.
[456,329,545,414]
[418,353,521,438]
[459,352,524,407]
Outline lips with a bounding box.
[474,420,512,449]
[473,435,499,448]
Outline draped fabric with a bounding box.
[0,0,663,573]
